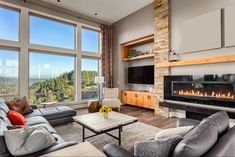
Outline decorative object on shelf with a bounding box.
[95,76,105,102]
[99,104,112,119]
[169,50,180,62]
[128,49,152,59]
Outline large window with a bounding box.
[29,52,75,104]
[0,6,19,41]
[0,50,19,97]
[81,28,99,53]
[81,59,99,100]
[30,15,75,49]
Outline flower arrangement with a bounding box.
[99,105,112,119]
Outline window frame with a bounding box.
[81,26,101,54]
[0,46,20,98]
[81,57,101,101]
[0,1,102,105]
[28,51,77,104]
[0,4,20,42]
[29,13,77,50]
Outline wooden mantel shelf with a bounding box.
[156,55,235,68]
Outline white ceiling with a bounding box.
[41,0,154,24]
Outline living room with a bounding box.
[1,0,235,156]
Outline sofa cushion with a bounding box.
[0,102,9,114]
[7,110,26,125]
[0,119,10,157]
[24,109,43,118]
[26,116,49,126]
[7,97,33,115]
[4,126,57,156]
[39,106,76,120]
[207,111,229,135]
[134,135,182,157]
[155,126,194,140]
[172,118,218,157]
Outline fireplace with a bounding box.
[164,74,235,108]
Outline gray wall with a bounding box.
[113,3,154,90]
[170,0,235,75]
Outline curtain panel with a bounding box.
[101,24,113,88]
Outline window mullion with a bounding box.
[19,9,29,98]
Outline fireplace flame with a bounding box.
[174,90,234,100]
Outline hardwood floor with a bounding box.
[76,105,177,129]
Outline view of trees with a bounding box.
[27,70,98,104]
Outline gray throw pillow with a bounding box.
[134,135,182,157]
[155,126,194,140]
[172,118,218,157]
[4,126,57,156]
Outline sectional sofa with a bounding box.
[0,99,77,157]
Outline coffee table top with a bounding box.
[73,111,138,132]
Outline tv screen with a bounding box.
[128,65,154,84]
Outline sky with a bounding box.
[0,8,99,78]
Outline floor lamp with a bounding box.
[95,76,104,102]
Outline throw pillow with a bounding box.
[134,135,182,157]
[172,118,218,157]
[4,126,57,156]
[155,126,194,140]
[7,96,33,115]
[7,111,26,125]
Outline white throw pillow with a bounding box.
[155,126,194,140]
[4,126,57,156]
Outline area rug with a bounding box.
[55,122,162,151]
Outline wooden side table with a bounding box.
[40,142,106,157]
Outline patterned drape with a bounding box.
[101,24,113,88]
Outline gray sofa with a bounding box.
[103,111,235,157]
[0,99,77,157]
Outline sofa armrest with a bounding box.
[103,144,135,157]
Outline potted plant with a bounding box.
[99,105,112,119]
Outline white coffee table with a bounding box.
[73,111,138,146]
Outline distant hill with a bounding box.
[0,76,18,85]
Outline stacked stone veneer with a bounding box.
[154,0,170,117]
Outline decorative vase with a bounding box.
[103,113,109,119]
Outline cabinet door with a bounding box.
[121,92,127,104]
[131,93,138,105]
[150,96,156,109]
[144,94,151,108]
[126,93,132,105]
[137,93,144,107]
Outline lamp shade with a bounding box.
[95,76,104,84]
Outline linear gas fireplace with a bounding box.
[164,74,235,108]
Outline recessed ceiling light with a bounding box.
[94,13,98,16]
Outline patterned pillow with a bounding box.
[134,135,182,157]
[7,97,33,115]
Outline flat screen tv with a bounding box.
[128,65,154,84]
